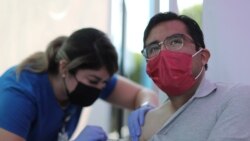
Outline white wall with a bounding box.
[203,0,250,84]
[0,0,112,139]
[0,0,110,75]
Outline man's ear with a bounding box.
[59,60,68,77]
[201,48,210,66]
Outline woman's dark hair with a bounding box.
[143,12,207,69]
[56,28,118,75]
[17,28,118,76]
[46,36,68,74]
[16,36,67,75]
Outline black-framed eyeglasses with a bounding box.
[141,33,193,60]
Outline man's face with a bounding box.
[144,20,205,78]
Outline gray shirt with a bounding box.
[149,77,250,141]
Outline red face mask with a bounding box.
[146,49,203,96]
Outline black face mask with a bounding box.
[65,80,101,107]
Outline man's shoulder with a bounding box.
[214,81,250,94]
[210,81,250,105]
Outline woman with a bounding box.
[0,28,158,141]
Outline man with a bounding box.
[129,12,250,141]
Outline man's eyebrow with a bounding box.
[145,40,159,48]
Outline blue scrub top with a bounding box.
[0,67,117,141]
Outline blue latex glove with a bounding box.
[74,125,107,141]
[128,104,155,141]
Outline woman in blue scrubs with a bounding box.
[0,28,158,141]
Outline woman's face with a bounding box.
[66,67,111,93]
